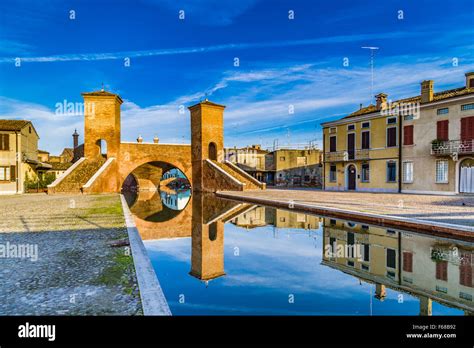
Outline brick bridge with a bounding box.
[48,90,265,195]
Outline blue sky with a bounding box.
[0,0,473,154]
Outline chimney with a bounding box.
[466,72,474,88]
[72,129,79,149]
[375,93,388,110]
[153,135,159,144]
[137,135,143,143]
[421,80,434,103]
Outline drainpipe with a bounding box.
[398,231,402,285]
[398,113,402,193]
[322,133,326,190]
[15,131,19,193]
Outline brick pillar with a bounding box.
[189,192,225,282]
[82,90,123,159]
[189,100,225,192]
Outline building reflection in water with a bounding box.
[126,192,473,315]
[320,218,473,316]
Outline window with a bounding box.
[437,120,449,141]
[387,161,397,182]
[279,217,286,222]
[0,166,11,181]
[361,225,369,230]
[29,126,31,134]
[387,117,397,124]
[437,108,449,115]
[459,253,473,287]
[461,103,474,111]
[363,244,370,262]
[0,134,10,151]
[347,260,355,267]
[404,114,414,121]
[461,116,474,141]
[329,127,337,134]
[387,127,397,147]
[361,122,370,129]
[329,237,336,255]
[361,163,370,182]
[347,124,355,131]
[460,292,473,301]
[330,219,337,225]
[403,125,414,145]
[297,156,307,166]
[361,131,370,149]
[436,261,448,281]
[362,264,369,271]
[402,161,413,183]
[435,160,449,183]
[347,232,354,246]
[436,285,448,293]
[403,252,413,272]
[386,248,396,269]
[329,136,337,152]
[280,156,285,161]
[329,165,337,182]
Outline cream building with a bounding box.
[0,120,50,194]
[322,71,474,194]
[401,72,474,194]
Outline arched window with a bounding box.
[208,142,217,161]
[97,139,107,157]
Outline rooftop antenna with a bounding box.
[361,46,379,104]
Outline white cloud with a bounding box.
[0,31,431,64]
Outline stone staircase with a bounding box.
[211,160,264,190]
[48,157,106,194]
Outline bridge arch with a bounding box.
[118,143,192,191]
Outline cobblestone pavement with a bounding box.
[0,193,143,315]
[219,189,474,228]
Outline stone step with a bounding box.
[51,157,106,193]
[211,161,260,190]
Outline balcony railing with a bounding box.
[431,140,474,156]
[325,149,370,162]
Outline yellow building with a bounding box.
[224,145,268,182]
[0,120,50,194]
[267,147,322,187]
[322,93,399,192]
[321,217,474,315]
[322,71,474,194]
[225,144,323,187]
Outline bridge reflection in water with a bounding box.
[125,191,474,316]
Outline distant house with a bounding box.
[0,120,51,194]
[225,144,323,187]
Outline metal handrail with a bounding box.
[431,139,474,155]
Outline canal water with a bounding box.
[124,190,474,316]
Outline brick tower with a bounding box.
[190,192,226,281]
[82,89,123,159]
[189,99,225,192]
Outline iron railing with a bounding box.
[431,140,474,156]
[325,149,370,162]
